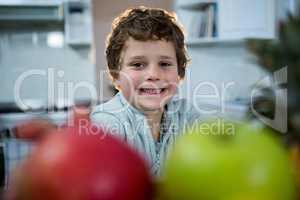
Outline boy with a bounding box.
[91,6,201,176]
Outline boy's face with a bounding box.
[115,37,180,112]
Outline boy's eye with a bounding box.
[130,62,145,69]
[159,62,173,67]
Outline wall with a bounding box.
[176,0,292,105]
[179,44,268,102]
[0,31,96,107]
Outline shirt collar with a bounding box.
[117,92,144,117]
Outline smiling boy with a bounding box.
[91,7,201,176]
[116,38,180,140]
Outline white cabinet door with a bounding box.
[218,0,276,39]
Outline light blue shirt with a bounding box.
[91,92,202,176]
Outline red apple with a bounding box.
[6,120,154,200]
[14,106,90,141]
[14,119,57,141]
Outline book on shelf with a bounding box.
[180,3,218,39]
[178,9,202,38]
[206,3,216,37]
[212,3,218,37]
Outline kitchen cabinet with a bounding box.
[175,0,277,47]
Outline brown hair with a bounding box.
[105,6,189,80]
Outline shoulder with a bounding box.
[90,94,126,139]
[91,93,124,114]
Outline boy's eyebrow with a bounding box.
[127,55,176,60]
[128,56,146,60]
[159,55,176,60]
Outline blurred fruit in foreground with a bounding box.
[14,118,56,140]
[161,119,297,200]
[290,143,300,195]
[5,119,154,200]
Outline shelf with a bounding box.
[186,38,245,47]
[67,41,91,47]
[0,0,63,6]
[0,4,63,21]
[176,0,277,42]
[177,0,217,10]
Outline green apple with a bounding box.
[161,118,297,200]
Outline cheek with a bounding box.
[117,71,142,90]
[166,72,180,93]
[166,71,180,85]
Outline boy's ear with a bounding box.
[178,75,184,83]
[107,70,120,90]
[112,78,121,91]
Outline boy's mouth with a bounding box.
[139,88,166,95]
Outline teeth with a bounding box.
[141,88,163,94]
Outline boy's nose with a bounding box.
[146,65,160,81]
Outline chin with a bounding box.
[134,95,173,112]
[138,103,165,113]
